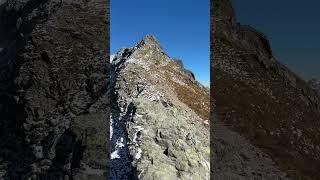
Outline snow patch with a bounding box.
[117,137,125,148]
[111,150,120,159]
[126,57,137,63]
[134,126,144,131]
[110,54,115,63]
[110,117,113,139]
[135,148,142,159]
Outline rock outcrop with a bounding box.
[110,35,210,179]
[308,79,320,95]
[212,0,320,179]
[0,0,109,179]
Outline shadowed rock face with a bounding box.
[110,35,210,179]
[212,0,320,179]
[0,40,16,81]
[0,0,109,179]
[309,79,320,95]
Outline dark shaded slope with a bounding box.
[212,0,320,179]
[0,0,109,179]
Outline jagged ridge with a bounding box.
[110,35,210,179]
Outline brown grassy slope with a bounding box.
[158,60,210,121]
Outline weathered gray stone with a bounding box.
[110,35,210,179]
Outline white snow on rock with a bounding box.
[111,150,120,159]
[134,126,144,131]
[110,54,115,63]
[135,148,142,160]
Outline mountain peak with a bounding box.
[110,33,210,179]
[110,34,170,67]
[135,34,162,50]
[142,34,157,43]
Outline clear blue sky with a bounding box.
[233,1,320,80]
[111,0,210,86]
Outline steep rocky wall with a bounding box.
[212,0,320,179]
[213,0,235,22]
[0,0,109,179]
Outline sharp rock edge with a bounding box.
[110,34,210,179]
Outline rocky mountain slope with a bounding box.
[212,0,320,179]
[0,0,109,179]
[308,79,320,95]
[110,35,210,179]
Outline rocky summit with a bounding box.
[212,0,320,179]
[0,0,109,179]
[110,35,210,179]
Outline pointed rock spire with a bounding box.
[131,34,170,65]
[136,34,162,50]
[111,34,171,68]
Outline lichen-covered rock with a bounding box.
[110,35,210,179]
[132,98,209,180]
